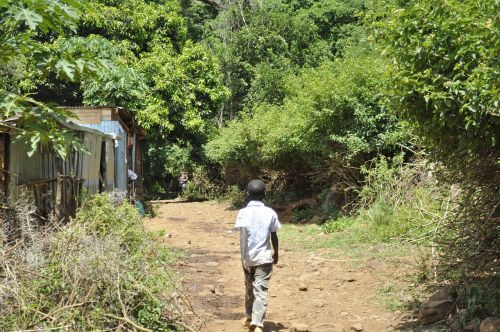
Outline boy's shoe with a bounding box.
[249,324,263,332]
[241,318,251,329]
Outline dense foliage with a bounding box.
[0,0,99,157]
[373,0,499,157]
[2,0,498,324]
[206,46,406,184]
[206,0,365,119]
[205,1,410,200]
[1,0,229,187]
[371,0,499,318]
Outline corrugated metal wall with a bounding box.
[104,138,115,191]
[80,132,102,195]
[9,139,53,200]
[8,131,108,201]
[78,121,128,192]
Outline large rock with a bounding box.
[418,299,455,324]
[480,317,500,332]
[418,286,457,325]
[463,320,480,332]
[428,285,457,302]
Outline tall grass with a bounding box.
[322,155,447,243]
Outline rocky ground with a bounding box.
[145,201,417,332]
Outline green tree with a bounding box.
[372,0,499,158]
[0,0,99,157]
[30,0,230,191]
[372,0,499,311]
[205,0,364,120]
[206,44,408,189]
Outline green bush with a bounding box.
[291,207,316,223]
[321,157,445,242]
[373,0,499,157]
[322,215,354,233]
[181,166,221,201]
[374,1,499,317]
[223,185,246,209]
[0,194,188,331]
[205,45,408,189]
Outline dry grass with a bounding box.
[0,193,200,331]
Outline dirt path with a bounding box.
[146,201,407,332]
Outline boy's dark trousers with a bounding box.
[243,263,273,328]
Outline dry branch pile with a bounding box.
[0,194,197,331]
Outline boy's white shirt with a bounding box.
[234,200,281,269]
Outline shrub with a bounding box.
[291,207,316,223]
[322,156,446,242]
[374,0,500,317]
[223,185,246,209]
[322,215,354,233]
[181,166,222,201]
[0,194,194,331]
[205,45,409,192]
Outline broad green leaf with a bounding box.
[55,59,76,81]
[10,6,43,30]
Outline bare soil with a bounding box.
[145,200,411,332]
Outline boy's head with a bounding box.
[247,179,265,201]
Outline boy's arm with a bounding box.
[271,232,279,265]
[240,228,249,270]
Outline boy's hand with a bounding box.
[273,251,278,265]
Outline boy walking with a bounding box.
[234,179,281,332]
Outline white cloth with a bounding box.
[234,200,281,268]
[128,169,138,181]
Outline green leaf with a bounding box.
[10,6,43,30]
[55,59,76,81]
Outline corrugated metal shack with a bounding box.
[0,119,115,221]
[67,106,145,198]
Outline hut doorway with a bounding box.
[99,140,106,193]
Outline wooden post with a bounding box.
[54,176,62,221]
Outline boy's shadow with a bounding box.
[262,321,286,332]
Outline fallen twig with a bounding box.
[104,313,152,332]
[175,320,198,332]
[49,302,84,316]
[18,325,71,331]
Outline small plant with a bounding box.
[291,207,316,223]
[181,166,221,201]
[223,185,246,208]
[144,200,160,218]
[322,216,354,233]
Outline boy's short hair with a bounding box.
[247,179,265,200]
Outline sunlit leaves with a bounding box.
[0,0,96,158]
[137,41,228,137]
[8,5,42,30]
[206,0,364,118]
[0,94,84,158]
[206,46,406,171]
[372,0,500,154]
